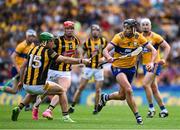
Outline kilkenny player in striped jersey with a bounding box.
[11,32,90,122]
[39,21,82,120]
[69,24,107,114]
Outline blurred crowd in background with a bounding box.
[0,0,179,88]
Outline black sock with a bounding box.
[35,104,40,108]
[48,105,55,110]
[71,102,76,107]
[18,103,25,110]
[62,111,68,116]
[134,112,140,118]
[94,105,97,111]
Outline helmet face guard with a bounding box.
[26,29,37,44]
[123,19,137,37]
[64,21,75,37]
[91,24,101,38]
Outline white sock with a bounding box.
[149,107,155,111]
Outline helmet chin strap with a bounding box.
[40,41,47,46]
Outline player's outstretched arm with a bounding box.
[56,55,91,65]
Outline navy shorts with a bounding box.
[111,66,136,84]
[143,63,162,76]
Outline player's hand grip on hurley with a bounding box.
[158,59,166,65]
[146,62,154,72]
[106,56,114,63]
[17,81,23,90]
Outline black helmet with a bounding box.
[123,19,137,27]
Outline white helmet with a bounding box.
[26,29,37,37]
[140,18,151,25]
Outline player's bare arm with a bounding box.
[18,60,28,89]
[158,40,171,65]
[56,55,91,65]
[11,52,20,72]
[103,43,114,63]
[145,43,157,71]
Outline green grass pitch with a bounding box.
[0,105,179,130]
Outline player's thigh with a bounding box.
[79,78,89,89]
[143,72,156,86]
[57,77,71,92]
[116,73,132,91]
[118,86,125,95]
[95,80,103,89]
[45,81,64,95]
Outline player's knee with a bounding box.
[79,85,85,91]
[11,89,18,94]
[95,88,101,94]
[143,85,149,90]
[142,79,151,86]
[152,87,158,95]
[11,91,18,94]
[125,88,133,96]
[119,94,126,100]
[63,87,68,92]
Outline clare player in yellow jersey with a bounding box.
[0,29,37,94]
[68,24,107,114]
[140,18,170,118]
[97,19,157,125]
[11,32,90,122]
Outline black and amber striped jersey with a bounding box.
[83,37,107,68]
[50,35,80,71]
[24,46,59,85]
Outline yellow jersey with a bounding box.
[142,32,164,65]
[111,32,147,68]
[15,40,35,69]
[24,46,59,85]
[83,37,107,68]
[50,35,80,71]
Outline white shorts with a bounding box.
[82,67,104,81]
[47,69,71,82]
[23,84,45,95]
